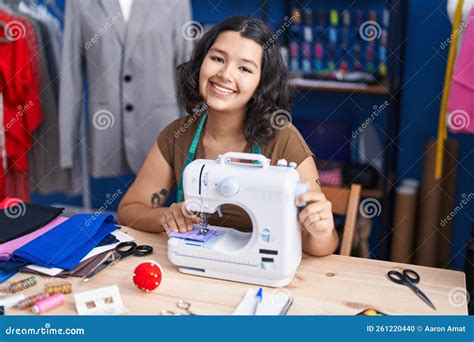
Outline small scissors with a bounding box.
[159,300,197,315]
[83,241,153,282]
[387,269,436,310]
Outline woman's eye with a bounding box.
[240,66,252,74]
[211,56,224,63]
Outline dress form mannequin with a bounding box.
[447,0,474,22]
[447,0,474,51]
[119,0,134,22]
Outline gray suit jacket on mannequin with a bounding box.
[59,0,193,177]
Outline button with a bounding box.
[295,182,309,207]
[261,261,275,270]
[261,228,270,242]
[124,74,132,82]
[277,159,288,167]
[125,104,134,112]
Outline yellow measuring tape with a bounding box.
[435,0,464,179]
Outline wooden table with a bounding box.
[7,226,468,315]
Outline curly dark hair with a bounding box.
[177,16,290,146]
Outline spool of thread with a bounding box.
[32,293,64,314]
[15,292,50,310]
[3,276,37,294]
[0,294,26,308]
[44,282,72,295]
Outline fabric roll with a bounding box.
[390,182,418,263]
[437,140,459,267]
[415,140,442,267]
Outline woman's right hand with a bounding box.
[158,202,203,234]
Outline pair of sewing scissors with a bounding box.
[83,241,153,282]
[387,269,436,310]
[159,300,197,315]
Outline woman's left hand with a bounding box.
[296,191,335,235]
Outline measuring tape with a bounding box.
[435,0,465,179]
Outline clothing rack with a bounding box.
[0,92,6,172]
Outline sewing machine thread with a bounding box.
[15,292,50,310]
[44,282,72,295]
[32,293,64,314]
[4,276,37,293]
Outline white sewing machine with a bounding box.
[168,152,308,287]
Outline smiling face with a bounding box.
[199,31,263,113]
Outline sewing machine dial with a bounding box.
[219,177,240,197]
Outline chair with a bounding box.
[321,184,362,256]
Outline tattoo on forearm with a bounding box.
[151,189,168,208]
[151,193,160,207]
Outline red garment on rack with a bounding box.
[4,169,30,202]
[0,9,43,200]
[0,196,22,208]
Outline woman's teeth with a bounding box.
[211,82,235,95]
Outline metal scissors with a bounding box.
[387,269,436,310]
[159,300,197,315]
[83,241,153,282]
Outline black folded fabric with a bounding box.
[0,202,64,244]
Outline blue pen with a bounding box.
[252,288,263,315]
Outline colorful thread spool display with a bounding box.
[32,293,64,314]
[1,276,37,294]
[44,282,73,295]
[132,260,163,292]
[15,293,50,310]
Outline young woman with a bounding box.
[117,16,338,256]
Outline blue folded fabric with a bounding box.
[12,214,119,270]
[0,269,19,284]
[0,231,120,274]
